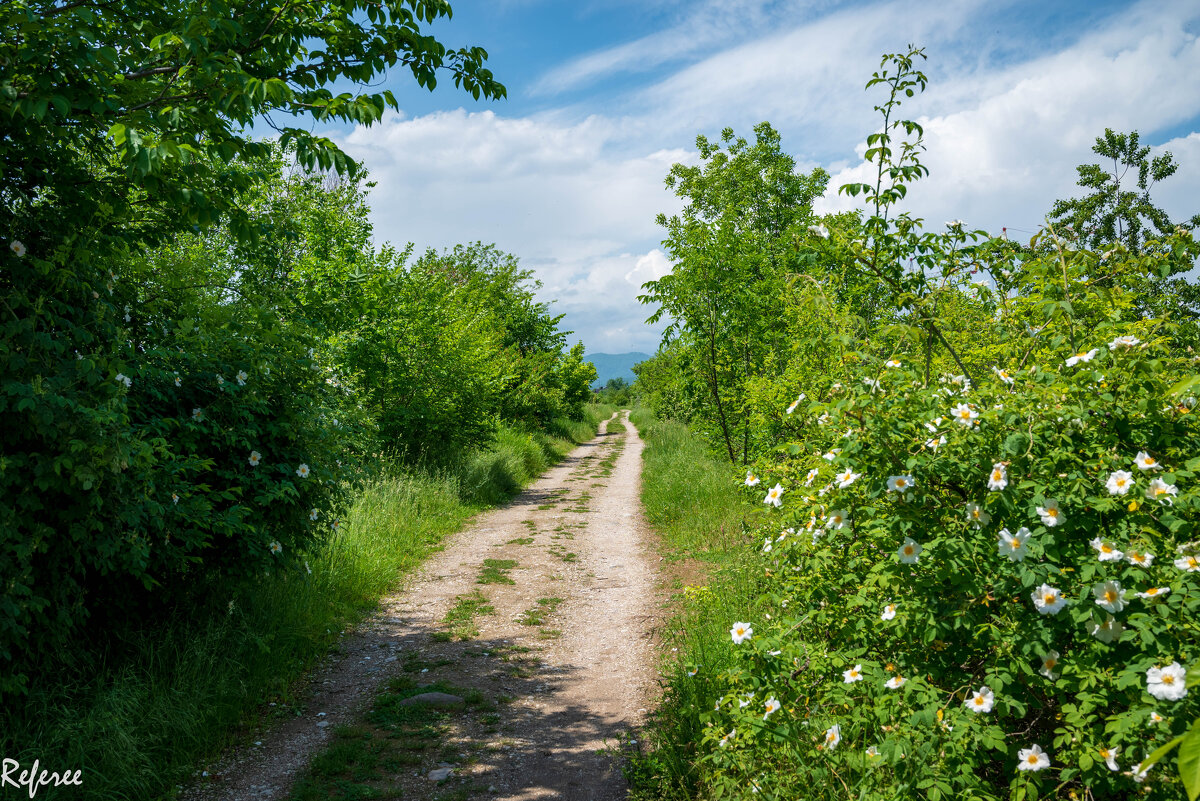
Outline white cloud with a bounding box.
[331,109,683,351]
[625,248,672,286]
[1153,132,1200,226]
[331,0,1200,353]
[531,0,816,96]
[816,0,1200,233]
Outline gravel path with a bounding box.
[186,410,658,801]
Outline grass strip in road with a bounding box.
[517,597,563,627]
[288,674,491,801]
[442,592,496,641]
[476,558,518,585]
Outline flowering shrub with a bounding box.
[0,234,357,694]
[707,317,1200,799]
[672,48,1200,801]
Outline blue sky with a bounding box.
[318,0,1200,354]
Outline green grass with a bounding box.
[628,408,758,560]
[476,558,517,585]
[288,675,488,801]
[0,405,614,801]
[517,597,563,626]
[625,407,768,800]
[443,591,496,640]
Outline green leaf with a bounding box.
[1168,375,1200,397]
[1179,720,1200,800]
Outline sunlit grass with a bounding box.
[626,407,767,800]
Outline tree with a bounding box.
[0,1,503,695]
[1049,128,1200,253]
[640,122,828,463]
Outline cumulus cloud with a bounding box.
[812,3,1200,233]
[327,0,1199,352]
[330,109,683,351]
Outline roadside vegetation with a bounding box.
[0,5,616,799]
[631,48,1200,801]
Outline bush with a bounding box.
[637,47,1200,801]
[708,317,1200,799]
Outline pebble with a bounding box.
[399,692,465,708]
[428,767,453,781]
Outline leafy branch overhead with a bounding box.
[1,0,506,228]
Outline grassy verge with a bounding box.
[0,406,615,801]
[625,407,767,800]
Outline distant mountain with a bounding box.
[586,352,650,388]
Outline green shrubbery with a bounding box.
[0,3,600,703]
[635,47,1200,801]
[706,319,1200,799]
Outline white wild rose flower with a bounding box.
[1065,349,1098,367]
[1090,538,1124,562]
[1093,580,1127,613]
[1147,662,1188,701]
[835,468,860,488]
[987,463,1008,491]
[965,503,990,529]
[998,527,1031,562]
[1109,335,1141,350]
[1036,499,1064,527]
[1106,470,1134,495]
[1040,650,1061,680]
[1146,478,1178,505]
[1017,744,1051,772]
[950,403,978,427]
[897,537,922,564]
[823,724,841,750]
[965,686,994,714]
[1176,554,1200,573]
[1091,614,1124,643]
[1134,451,1161,471]
[1031,583,1066,615]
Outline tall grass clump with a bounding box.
[631,407,755,557]
[0,406,612,801]
[627,408,767,799]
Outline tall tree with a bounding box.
[640,122,827,463]
[1049,128,1200,252]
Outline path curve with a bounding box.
[187,410,658,800]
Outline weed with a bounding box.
[476,558,517,585]
[443,591,495,640]
[517,597,563,626]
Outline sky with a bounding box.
[316,0,1200,354]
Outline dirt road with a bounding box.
[188,410,658,801]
